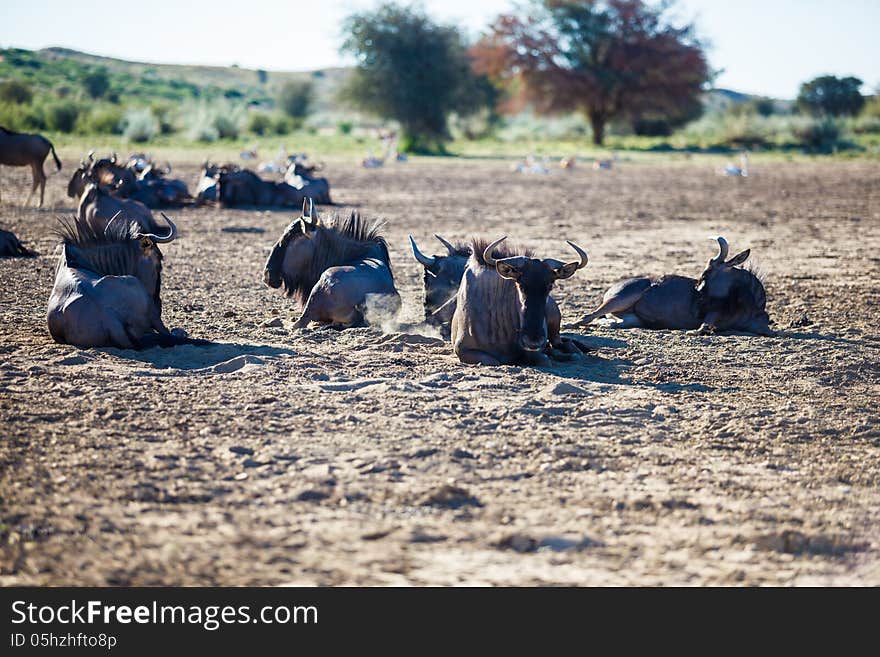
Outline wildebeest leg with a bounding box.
[688,311,719,336]
[546,298,588,359]
[571,285,647,327]
[106,319,135,349]
[428,296,457,326]
[742,317,776,336]
[455,347,502,366]
[522,350,552,367]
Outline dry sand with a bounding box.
[1,155,878,585]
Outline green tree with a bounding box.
[0,80,33,104]
[472,0,710,145]
[340,3,492,152]
[797,75,864,117]
[82,67,110,99]
[278,80,313,121]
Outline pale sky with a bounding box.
[1,0,878,98]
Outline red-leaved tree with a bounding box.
[471,0,710,145]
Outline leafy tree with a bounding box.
[797,75,864,117]
[471,0,710,145]
[82,67,110,99]
[0,80,33,104]
[340,3,492,152]
[278,79,313,121]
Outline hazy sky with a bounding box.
[1,0,877,98]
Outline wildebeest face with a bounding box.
[263,200,319,289]
[487,237,588,352]
[67,166,89,198]
[696,236,751,299]
[410,235,469,315]
[134,237,164,304]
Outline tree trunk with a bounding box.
[589,112,606,146]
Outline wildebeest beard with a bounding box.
[54,215,164,308]
[272,211,392,306]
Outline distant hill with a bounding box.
[0,47,350,113]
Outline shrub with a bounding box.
[213,105,244,139]
[278,80,312,120]
[272,115,293,135]
[82,68,111,99]
[121,108,159,142]
[0,101,44,131]
[0,80,33,104]
[76,105,124,135]
[794,118,843,153]
[247,112,273,136]
[44,101,81,133]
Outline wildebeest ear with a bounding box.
[552,261,581,280]
[496,261,521,280]
[725,249,750,267]
[140,237,153,250]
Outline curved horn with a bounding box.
[301,198,311,222]
[410,235,436,267]
[87,150,95,161]
[710,236,729,264]
[137,213,177,244]
[111,152,117,164]
[104,210,125,235]
[565,240,589,269]
[434,234,457,256]
[483,236,507,267]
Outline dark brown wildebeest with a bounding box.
[47,213,188,349]
[194,161,238,205]
[0,227,37,257]
[68,153,190,208]
[572,236,773,336]
[77,182,159,234]
[450,236,590,366]
[263,200,400,329]
[409,233,470,322]
[217,168,303,208]
[0,126,62,207]
[283,160,332,205]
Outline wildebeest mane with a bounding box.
[54,215,156,278]
[278,211,391,303]
[470,237,535,268]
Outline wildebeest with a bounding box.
[77,182,159,234]
[47,213,186,349]
[409,233,470,321]
[0,126,62,207]
[0,227,37,257]
[68,153,190,208]
[263,200,399,329]
[283,159,332,205]
[572,237,773,335]
[194,161,235,205]
[450,236,591,366]
[217,168,304,208]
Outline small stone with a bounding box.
[452,449,476,460]
[229,446,254,456]
[233,472,248,481]
[261,317,283,328]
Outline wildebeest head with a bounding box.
[410,234,470,317]
[263,199,390,304]
[483,236,588,352]
[57,211,177,306]
[696,236,768,327]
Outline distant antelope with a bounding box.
[0,126,62,207]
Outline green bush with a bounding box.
[82,68,110,99]
[278,80,312,120]
[213,106,244,139]
[121,108,159,142]
[272,115,293,135]
[75,105,124,134]
[44,100,81,133]
[0,79,33,104]
[794,118,844,153]
[0,101,44,131]
[247,112,273,135]
[337,121,353,135]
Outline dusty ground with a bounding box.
[1,154,879,586]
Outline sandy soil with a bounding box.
[1,155,878,585]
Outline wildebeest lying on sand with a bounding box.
[263,200,400,329]
[47,213,188,349]
[572,236,773,335]
[284,159,332,205]
[77,181,160,235]
[217,168,304,208]
[67,153,191,208]
[409,233,470,321]
[0,125,62,207]
[451,236,591,366]
[0,227,37,257]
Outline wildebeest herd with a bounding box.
[0,125,773,361]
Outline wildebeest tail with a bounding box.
[51,143,62,172]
